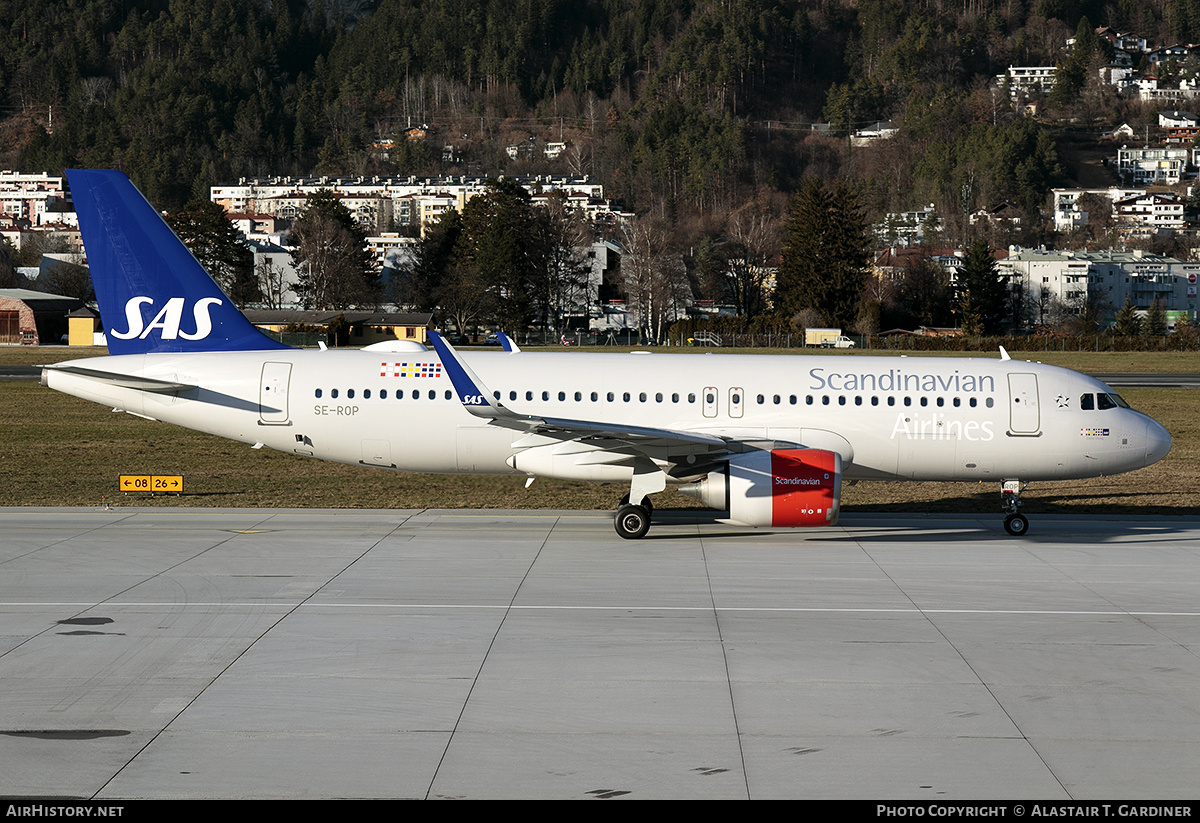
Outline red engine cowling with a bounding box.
[678,448,841,527]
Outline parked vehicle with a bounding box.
[805,328,855,348]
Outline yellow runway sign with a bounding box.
[119,475,184,493]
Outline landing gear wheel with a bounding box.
[614,504,651,540]
[1003,513,1029,536]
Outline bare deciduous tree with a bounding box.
[292,212,376,310]
[620,215,690,344]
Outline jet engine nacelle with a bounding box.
[678,448,841,528]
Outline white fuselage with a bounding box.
[45,349,1171,485]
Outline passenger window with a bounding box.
[969,398,977,407]
[347,389,355,399]
[315,389,322,398]
[624,392,632,402]
[331,389,339,399]
[773,395,781,404]
[753,394,761,404]
[445,390,452,400]
[887,396,895,406]
[672,393,679,403]
[380,389,387,399]
[364,389,371,399]
[806,395,814,405]
[854,396,862,406]
[542,391,550,401]
[608,392,615,402]
[985,398,994,408]
[558,391,566,401]
[871,396,879,406]
[397,390,404,399]
[688,393,696,403]
[639,392,647,402]
[591,392,598,402]
[655,393,663,402]
[919,397,927,407]
[509,391,517,400]
[575,392,582,401]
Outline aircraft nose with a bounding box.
[1144,418,1172,466]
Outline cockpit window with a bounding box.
[1110,393,1130,409]
[1097,393,1117,410]
[1080,393,1094,411]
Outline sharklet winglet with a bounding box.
[497,332,521,353]
[428,330,516,421]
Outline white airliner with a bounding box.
[43,170,1172,538]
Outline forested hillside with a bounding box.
[0,0,1189,232]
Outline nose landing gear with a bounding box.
[1001,480,1030,536]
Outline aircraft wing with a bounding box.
[427,331,730,456]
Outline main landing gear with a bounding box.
[1001,480,1030,536]
[614,495,653,540]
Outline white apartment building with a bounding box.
[1113,192,1186,230]
[1116,145,1195,184]
[1051,188,1146,230]
[874,204,942,245]
[999,248,1199,323]
[996,66,1057,100]
[211,175,610,236]
[0,171,69,225]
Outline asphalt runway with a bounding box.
[1,507,1198,800]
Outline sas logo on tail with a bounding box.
[111,296,222,341]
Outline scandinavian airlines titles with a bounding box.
[808,366,996,394]
[891,413,995,441]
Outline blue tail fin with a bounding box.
[67,169,288,355]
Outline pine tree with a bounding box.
[453,178,542,334]
[1145,300,1168,337]
[955,239,1008,336]
[1113,295,1142,337]
[166,200,259,307]
[775,177,870,330]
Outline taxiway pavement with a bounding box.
[1,507,1197,799]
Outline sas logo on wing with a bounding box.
[111,296,222,340]
[380,362,443,378]
[1080,427,1110,437]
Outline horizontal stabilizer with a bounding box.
[42,364,197,394]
